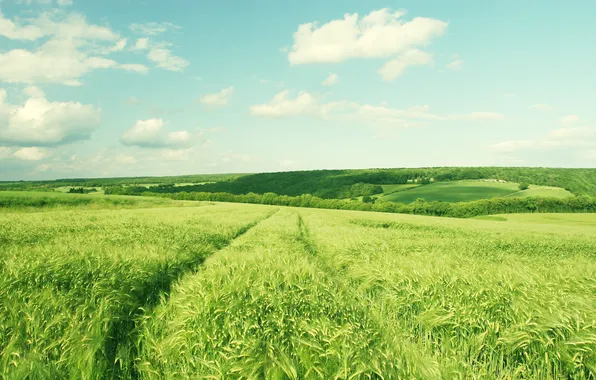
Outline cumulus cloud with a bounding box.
[110,38,127,52]
[0,146,50,161]
[0,87,101,146]
[120,118,196,148]
[118,63,149,73]
[547,126,596,140]
[492,140,535,153]
[288,8,447,79]
[446,59,464,70]
[249,90,342,119]
[322,73,339,86]
[378,49,432,81]
[129,22,180,36]
[13,147,49,160]
[249,90,504,126]
[560,114,580,124]
[197,87,234,107]
[0,12,149,85]
[134,37,150,50]
[147,44,189,71]
[493,125,596,153]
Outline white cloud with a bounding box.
[57,0,73,6]
[492,140,534,153]
[0,12,147,85]
[0,87,101,146]
[529,104,552,111]
[446,59,464,70]
[0,146,12,159]
[547,126,596,140]
[120,118,196,148]
[13,147,49,160]
[132,38,187,72]
[249,90,338,119]
[0,11,46,40]
[118,63,150,73]
[22,85,45,98]
[378,49,432,81]
[288,8,447,79]
[289,9,447,64]
[198,87,234,107]
[147,44,189,71]
[250,90,504,126]
[130,22,180,36]
[134,37,149,50]
[322,73,339,86]
[111,38,127,52]
[493,125,596,154]
[561,114,580,124]
[11,0,53,5]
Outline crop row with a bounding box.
[0,204,274,379]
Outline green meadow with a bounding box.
[380,180,574,203]
[1,192,595,379]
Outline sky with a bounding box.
[0,0,595,180]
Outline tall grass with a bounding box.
[0,191,181,211]
[301,209,596,378]
[2,195,596,378]
[138,210,430,378]
[0,204,274,379]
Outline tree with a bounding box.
[518,182,530,191]
[362,195,374,204]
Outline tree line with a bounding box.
[131,190,596,218]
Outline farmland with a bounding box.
[1,193,595,378]
[380,180,574,204]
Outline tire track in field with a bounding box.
[295,211,443,379]
[107,208,280,379]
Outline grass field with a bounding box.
[380,180,574,203]
[1,196,595,378]
[379,183,420,194]
[0,191,184,211]
[475,213,596,227]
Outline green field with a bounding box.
[475,213,596,227]
[0,190,184,211]
[379,183,420,194]
[381,180,574,203]
[1,194,595,378]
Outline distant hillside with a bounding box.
[0,173,249,190]
[137,167,596,198]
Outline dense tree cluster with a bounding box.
[67,187,98,194]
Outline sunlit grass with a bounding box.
[0,204,274,378]
[1,197,595,378]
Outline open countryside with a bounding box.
[2,166,596,378]
[2,0,596,379]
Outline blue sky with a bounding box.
[1,0,595,180]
